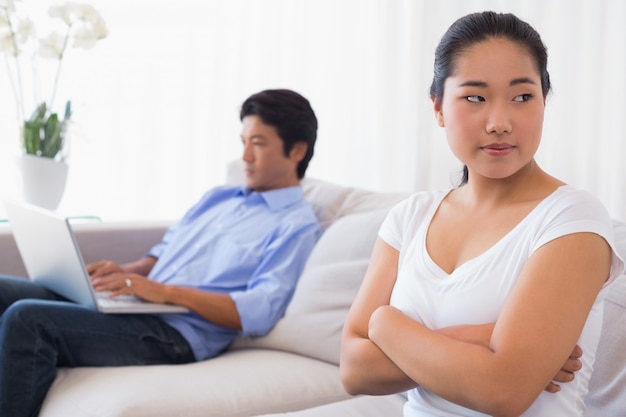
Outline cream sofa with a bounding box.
[0,175,624,417]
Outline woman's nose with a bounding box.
[486,106,512,134]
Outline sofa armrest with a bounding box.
[0,224,24,276]
[0,221,170,277]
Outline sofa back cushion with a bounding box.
[300,178,407,230]
[584,220,626,416]
[231,177,407,364]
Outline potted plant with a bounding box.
[1,0,107,209]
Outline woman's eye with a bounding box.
[513,94,533,102]
[465,95,484,103]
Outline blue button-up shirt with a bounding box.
[147,184,321,360]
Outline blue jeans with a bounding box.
[0,275,195,417]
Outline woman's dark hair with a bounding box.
[240,89,317,179]
[429,12,551,186]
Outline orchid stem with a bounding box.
[48,24,72,116]
[3,6,25,122]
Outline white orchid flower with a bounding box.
[71,26,97,49]
[14,16,35,43]
[0,0,15,28]
[76,3,100,23]
[0,0,18,13]
[90,17,108,38]
[3,0,107,143]
[0,31,14,53]
[48,2,79,26]
[39,31,66,59]
[0,13,10,29]
[72,15,107,48]
[0,16,34,56]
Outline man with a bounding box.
[0,89,322,417]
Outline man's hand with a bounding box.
[90,271,170,304]
[87,257,157,280]
[87,260,126,278]
[87,257,166,302]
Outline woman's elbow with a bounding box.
[339,359,366,396]
[475,385,537,417]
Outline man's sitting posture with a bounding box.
[0,89,322,417]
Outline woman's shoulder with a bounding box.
[391,188,451,214]
[378,190,447,251]
[528,184,615,249]
[542,185,611,221]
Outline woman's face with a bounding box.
[434,37,546,182]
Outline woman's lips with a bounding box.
[481,143,515,157]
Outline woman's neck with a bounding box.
[458,160,564,208]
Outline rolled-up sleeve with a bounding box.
[230,220,321,336]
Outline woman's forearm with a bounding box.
[340,330,417,395]
[368,306,546,417]
[340,322,496,396]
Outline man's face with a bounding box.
[240,115,305,192]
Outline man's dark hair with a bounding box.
[240,89,317,179]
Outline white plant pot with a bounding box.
[18,154,69,210]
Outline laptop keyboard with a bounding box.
[96,292,144,305]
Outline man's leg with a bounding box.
[0,275,67,314]
[0,299,195,417]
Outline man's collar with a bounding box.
[235,185,304,212]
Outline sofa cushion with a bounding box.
[40,349,350,417]
[255,393,407,417]
[584,220,626,416]
[231,208,393,364]
[301,178,407,230]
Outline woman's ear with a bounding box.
[433,99,445,127]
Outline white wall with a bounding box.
[1,0,624,222]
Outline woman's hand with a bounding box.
[545,344,583,393]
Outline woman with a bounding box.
[340,11,624,416]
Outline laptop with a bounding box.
[2,199,189,314]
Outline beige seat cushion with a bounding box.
[40,350,349,417]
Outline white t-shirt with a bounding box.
[379,185,625,417]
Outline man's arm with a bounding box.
[89,263,244,329]
[89,219,320,333]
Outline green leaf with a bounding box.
[23,120,42,155]
[42,113,62,158]
[28,102,47,124]
[22,102,67,159]
[64,100,72,121]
